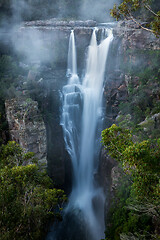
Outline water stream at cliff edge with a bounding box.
[48,27,113,240]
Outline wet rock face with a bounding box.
[40,68,68,188]
[5,98,47,166]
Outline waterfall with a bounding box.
[67,30,78,78]
[61,28,113,240]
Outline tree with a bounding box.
[110,0,160,36]
[102,124,160,202]
[0,141,67,240]
[102,125,160,238]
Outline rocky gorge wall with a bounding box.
[4,19,160,192]
[100,20,160,217]
[6,20,97,188]
[5,98,47,165]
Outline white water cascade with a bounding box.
[61,28,113,240]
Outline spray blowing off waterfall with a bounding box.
[60,27,113,240]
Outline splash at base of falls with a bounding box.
[47,187,105,240]
[47,211,97,240]
[47,27,113,240]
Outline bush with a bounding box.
[0,141,66,240]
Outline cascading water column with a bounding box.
[61,28,113,240]
[61,30,82,188]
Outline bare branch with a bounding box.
[145,4,160,17]
[128,11,158,34]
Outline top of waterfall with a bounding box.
[23,19,97,28]
[99,22,117,26]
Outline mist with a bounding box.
[0,0,121,65]
[79,0,121,22]
[0,0,121,23]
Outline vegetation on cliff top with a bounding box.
[110,0,160,36]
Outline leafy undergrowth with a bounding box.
[0,141,67,240]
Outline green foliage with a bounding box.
[116,114,134,129]
[0,141,66,240]
[124,140,160,201]
[104,173,153,240]
[102,125,160,239]
[102,125,160,202]
[151,10,160,34]
[108,3,160,237]
[105,174,132,240]
[101,124,133,160]
[110,0,160,36]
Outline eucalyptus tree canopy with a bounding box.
[110,0,160,36]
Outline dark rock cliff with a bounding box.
[5,98,47,165]
[11,19,115,189]
[11,20,97,188]
[5,19,160,192]
[100,21,160,218]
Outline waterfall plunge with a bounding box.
[61,28,113,240]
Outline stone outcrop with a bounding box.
[5,98,47,166]
[139,112,160,132]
